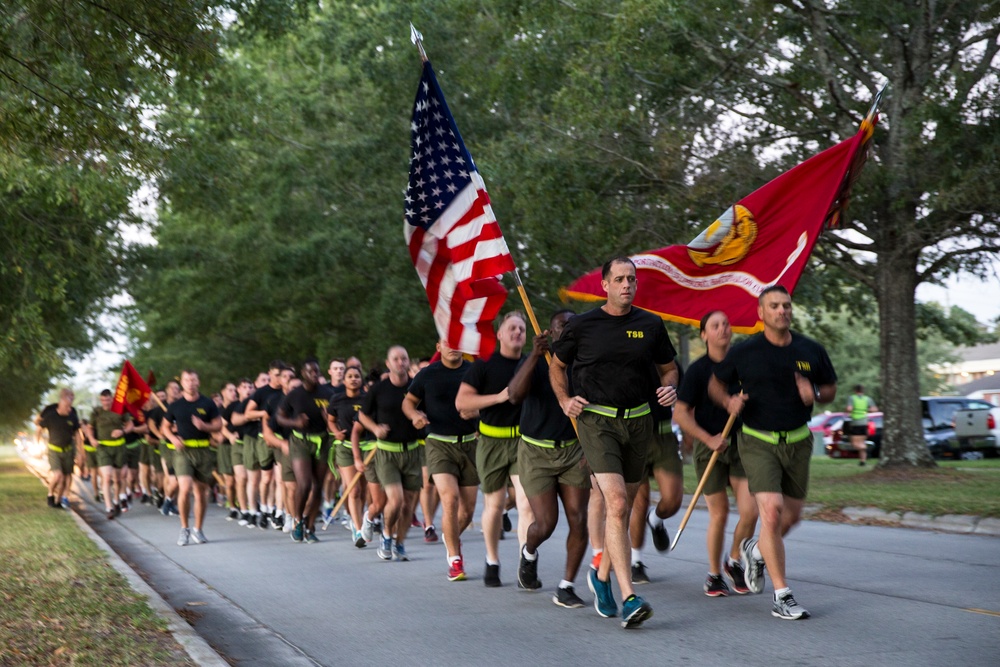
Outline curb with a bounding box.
[69,500,230,667]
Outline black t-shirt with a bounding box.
[38,404,80,447]
[280,384,334,435]
[649,363,684,425]
[517,358,576,441]
[713,332,837,432]
[553,305,677,407]
[144,405,165,442]
[264,390,291,439]
[165,394,220,441]
[247,385,283,437]
[408,361,478,436]
[462,352,523,427]
[328,391,368,440]
[361,378,420,443]
[678,354,739,435]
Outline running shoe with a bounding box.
[502,511,512,533]
[237,512,251,526]
[140,493,151,505]
[247,513,259,529]
[517,550,542,590]
[587,568,617,618]
[377,535,393,561]
[191,528,209,544]
[321,505,333,523]
[291,520,304,543]
[723,559,750,594]
[113,504,122,517]
[106,508,116,521]
[739,537,766,594]
[621,594,653,629]
[177,528,190,546]
[553,586,585,609]
[60,497,70,510]
[647,509,670,552]
[47,495,57,508]
[372,515,383,536]
[283,518,292,534]
[227,508,239,521]
[160,499,171,517]
[704,574,730,597]
[167,500,179,517]
[353,529,367,548]
[272,513,285,530]
[120,496,130,512]
[411,513,422,528]
[304,530,319,544]
[448,557,467,582]
[392,542,409,561]
[483,562,502,588]
[424,525,439,543]
[772,591,810,620]
[258,513,271,530]
[631,561,650,585]
[361,514,375,542]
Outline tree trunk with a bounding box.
[876,250,937,468]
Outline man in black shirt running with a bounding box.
[551,257,679,629]
[711,285,836,620]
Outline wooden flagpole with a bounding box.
[322,447,377,530]
[669,410,738,551]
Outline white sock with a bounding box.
[752,543,763,560]
[486,558,500,566]
[631,548,642,565]
[592,547,603,558]
[774,587,791,599]
[522,546,537,561]
[647,508,663,526]
[559,579,573,590]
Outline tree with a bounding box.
[670,1,1000,467]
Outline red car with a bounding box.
[825,412,883,459]
[809,412,847,447]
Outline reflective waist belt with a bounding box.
[162,439,175,451]
[126,441,141,449]
[376,440,418,453]
[522,435,578,449]
[292,431,325,445]
[98,438,126,447]
[657,421,674,435]
[427,433,477,444]
[183,439,211,448]
[47,443,72,453]
[234,439,244,446]
[478,423,520,439]
[83,444,97,453]
[340,439,376,451]
[583,402,651,419]
[742,425,811,445]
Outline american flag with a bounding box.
[404,60,514,358]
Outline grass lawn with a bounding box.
[0,454,195,666]
[682,456,1000,518]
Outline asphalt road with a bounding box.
[67,477,1000,667]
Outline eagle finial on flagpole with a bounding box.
[410,23,428,63]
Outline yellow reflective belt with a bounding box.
[583,403,651,419]
[47,443,70,453]
[521,435,578,449]
[376,440,417,453]
[83,444,97,453]
[98,438,126,447]
[182,439,211,448]
[478,423,520,439]
[742,425,811,445]
[427,433,477,444]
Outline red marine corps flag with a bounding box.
[563,111,879,333]
[112,360,152,419]
[404,37,515,358]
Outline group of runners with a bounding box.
[35,256,837,628]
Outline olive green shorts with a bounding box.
[231,439,245,467]
[289,434,328,462]
[125,444,141,470]
[48,447,75,475]
[575,411,653,484]
[425,436,479,487]
[140,441,156,466]
[693,432,745,496]
[476,435,520,494]
[644,425,683,477]
[255,435,275,471]
[174,446,216,486]
[216,442,234,476]
[96,444,127,470]
[737,430,810,500]
[517,439,590,498]
[243,435,262,471]
[275,444,296,483]
[374,446,423,491]
[334,441,355,469]
[84,448,99,470]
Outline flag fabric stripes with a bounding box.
[404,60,514,358]
[112,360,152,418]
